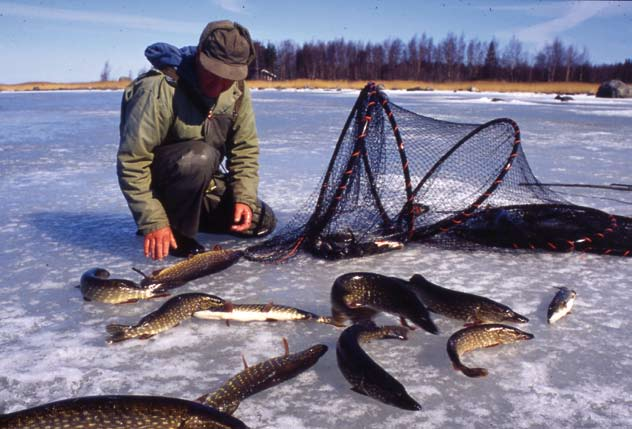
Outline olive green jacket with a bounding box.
[117,70,259,234]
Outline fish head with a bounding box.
[480,303,529,324]
[500,307,529,323]
[387,390,423,411]
[198,294,226,310]
[503,326,534,342]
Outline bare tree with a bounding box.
[501,36,526,81]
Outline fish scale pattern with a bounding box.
[245,82,632,262]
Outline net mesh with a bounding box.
[245,83,632,262]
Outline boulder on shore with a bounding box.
[596,80,632,98]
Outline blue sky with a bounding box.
[1,0,631,83]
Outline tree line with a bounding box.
[249,34,632,83]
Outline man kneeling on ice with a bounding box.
[117,20,276,260]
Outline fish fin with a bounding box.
[131,267,149,279]
[151,268,165,276]
[400,317,416,331]
[224,301,234,312]
[225,320,231,327]
[350,386,369,397]
[117,299,140,304]
[282,337,289,356]
[241,353,249,369]
[263,302,273,312]
[138,334,155,340]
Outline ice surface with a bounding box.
[1,88,631,428]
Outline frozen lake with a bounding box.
[1,87,631,428]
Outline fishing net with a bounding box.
[245,83,632,262]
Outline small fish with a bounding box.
[447,324,534,378]
[79,267,169,304]
[193,302,340,326]
[408,274,529,324]
[135,248,244,289]
[197,338,328,415]
[331,272,438,334]
[336,321,421,411]
[0,395,248,429]
[547,287,576,324]
[106,293,225,343]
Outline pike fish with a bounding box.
[0,395,248,429]
[79,268,169,304]
[135,248,244,289]
[408,274,529,324]
[193,302,340,326]
[197,339,328,415]
[447,323,534,378]
[106,293,225,343]
[336,321,421,411]
[547,287,576,324]
[331,272,438,334]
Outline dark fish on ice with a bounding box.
[135,248,244,289]
[197,338,328,415]
[106,293,225,343]
[0,395,248,429]
[447,323,534,378]
[331,272,438,334]
[79,267,169,304]
[193,302,341,326]
[408,274,529,324]
[547,286,576,324]
[336,321,421,411]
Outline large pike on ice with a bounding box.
[0,395,248,429]
[197,339,328,415]
[106,293,225,343]
[193,302,340,326]
[331,272,438,334]
[135,248,243,289]
[336,322,421,411]
[447,324,534,378]
[79,268,169,304]
[407,274,529,324]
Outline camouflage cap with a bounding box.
[198,20,255,80]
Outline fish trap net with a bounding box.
[245,83,632,262]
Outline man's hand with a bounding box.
[144,226,178,260]
[230,202,253,233]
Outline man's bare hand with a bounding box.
[144,226,177,260]
[230,202,253,233]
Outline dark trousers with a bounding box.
[151,140,275,238]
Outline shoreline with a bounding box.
[0,79,600,95]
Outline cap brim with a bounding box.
[199,53,247,80]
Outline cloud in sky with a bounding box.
[513,2,614,47]
[213,0,247,14]
[0,1,203,34]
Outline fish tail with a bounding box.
[105,324,134,343]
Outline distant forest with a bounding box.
[248,34,632,83]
